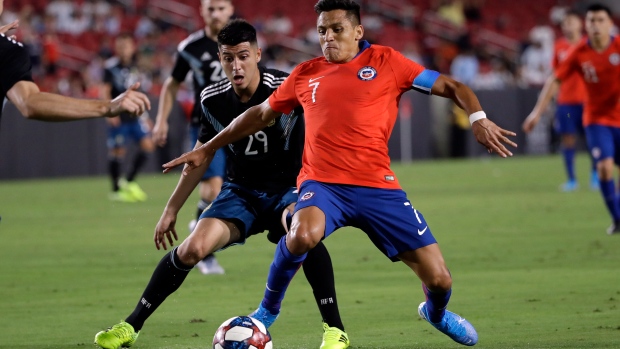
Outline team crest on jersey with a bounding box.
[300,191,315,201]
[357,66,377,81]
[609,53,620,66]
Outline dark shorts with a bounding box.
[585,124,620,165]
[107,119,150,149]
[294,180,437,262]
[199,182,298,249]
[189,125,226,180]
[555,104,584,135]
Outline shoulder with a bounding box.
[0,33,28,56]
[177,30,205,52]
[262,67,289,88]
[103,56,120,70]
[200,78,232,103]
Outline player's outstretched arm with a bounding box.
[153,77,182,147]
[431,75,517,157]
[6,81,150,121]
[163,98,280,175]
[0,19,19,35]
[522,75,560,133]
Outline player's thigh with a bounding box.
[293,181,351,239]
[199,176,224,201]
[286,206,327,254]
[178,217,240,262]
[555,104,582,136]
[585,125,615,164]
[356,187,437,262]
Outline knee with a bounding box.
[176,241,208,266]
[597,160,614,181]
[425,268,452,292]
[287,223,322,255]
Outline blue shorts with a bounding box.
[295,180,437,262]
[107,119,150,149]
[199,182,297,249]
[190,125,226,180]
[555,104,584,135]
[585,124,620,165]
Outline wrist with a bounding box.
[469,111,486,125]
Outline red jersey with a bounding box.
[555,36,620,127]
[552,37,586,105]
[268,42,433,189]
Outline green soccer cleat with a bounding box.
[109,188,138,203]
[320,322,350,349]
[94,321,139,349]
[124,181,147,202]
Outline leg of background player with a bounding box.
[108,146,135,203]
[560,133,577,191]
[194,176,225,275]
[597,158,620,232]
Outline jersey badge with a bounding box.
[609,53,620,66]
[300,191,315,201]
[357,66,377,81]
[201,52,212,61]
[267,119,276,127]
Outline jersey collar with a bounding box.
[354,40,371,59]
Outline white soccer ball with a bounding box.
[212,316,273,349]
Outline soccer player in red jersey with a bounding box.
[526,4,620,235]
[163,0,516,346]
[523,11,598,192]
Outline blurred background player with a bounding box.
[103,33,154,203]
[151,0,234,274]
[523,10,599,192]
[94,19,347,349]
[534,4,620,234]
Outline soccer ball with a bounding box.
[212,316,273,349]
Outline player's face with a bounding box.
[585,10,613,40]
[201,0,234,34]
[561,14,582,38]
[115,37,135,61]
[317,10,364,63]
[218,42,261,90]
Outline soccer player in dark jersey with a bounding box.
[526,4,620,235]
[94,19,348,349]
[103,33,155,203]
[0,0,150,127]
[164,0,516,347]
[152,0,234,274]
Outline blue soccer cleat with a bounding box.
[590,171,600,191]
[418,302,478,346]
[249,303,279,328]
[560,179,578,192]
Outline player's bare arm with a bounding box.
[431,74,517,157]
[155,140,212,250]
[163,98,280,174]
[0,19,18,36]
[522,75,561,133]
[153,77,182,146]
[7,80,150,121]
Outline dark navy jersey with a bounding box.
[198,66,303,192]
[171,30,225,126]
[0,33,33,122]
[103,57,144,123]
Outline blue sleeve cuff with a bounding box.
[412,70,440,95]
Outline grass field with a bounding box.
[1,155,619,349]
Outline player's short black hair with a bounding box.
[564,9,581,19]
[314,0,361,26]
[586,3,613,18]
[116,32,134,41]
[217,19,257,47]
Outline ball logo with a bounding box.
[300,191,315,201]
[357,66,377,81]
[592,147,601,159]
[610,53,620,66]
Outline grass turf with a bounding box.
[0,155,618,349]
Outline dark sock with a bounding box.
[196,199,211,221]
[302,241,344,331]
[125,248,192,331]
[600,179,620,222]
[127,152,148,183]
[561,147,576,181]
[423,284,452,323]
[261,236,306,313]
[109,157,121,192]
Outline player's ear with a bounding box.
[256,47,262,63]
[355,24,364,41]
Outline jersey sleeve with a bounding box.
[103,67,113,85]
[171,50,191,83]
[551,44,559,69]
[197,104,218,143]
[387,48,438,94]
[554,46,579,82]
[0,42,33,95]
[268,65,301,114]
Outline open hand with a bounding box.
[522,111,541,133]
[152,120,169,147]
[472,118,517,158]
[154,212,178,250]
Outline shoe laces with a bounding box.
[110,323,133,340]
[323,323,348,343]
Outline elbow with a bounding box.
[16,102,37,120]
